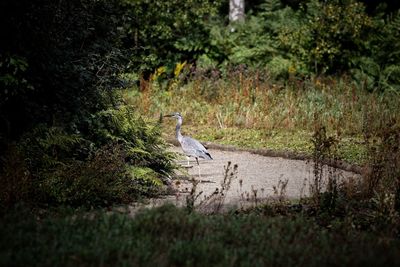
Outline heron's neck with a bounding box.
[175,118,183,142]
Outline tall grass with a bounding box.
[123,70,399,164]
[124,71,399,134]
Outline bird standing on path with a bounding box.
[164,112,212,177]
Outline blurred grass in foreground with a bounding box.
[1,204,399,267]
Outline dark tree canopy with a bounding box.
[0,0,126,143]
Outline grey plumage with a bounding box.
[164,112,212,175]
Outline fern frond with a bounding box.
[127,166,163,187]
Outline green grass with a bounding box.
[123,74,399,165]
[1,205,399,267]
[162,124,366,164]
[187,127,367,164]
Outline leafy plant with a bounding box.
[0,104,175,209]
[277,0,373,74]
[119,0,223,76]
[354,10,400,91]
[41,143,166,206]
[88,105,175,173]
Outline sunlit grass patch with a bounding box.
[161,124,366,164]
[122,73,399,166]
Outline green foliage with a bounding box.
[41,144,131,206]
[88,105,175,173]
[197,0,399,88]
[372,10,400,67]
[228,16,279,67]
[0,54,32,103]
[40,144,166,207]
[0,105,175,208]
[266,56,293,78]
[0,0,127,146]
[270,0,373,75]
[19,126,86,171]
[1,205,399,267]
[353,10,400,91]
[204,3,289,73]
[127,166,164,190]
[0,0,179,209]
[119,0,223,76]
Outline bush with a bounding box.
[276,0,373,74]
[41,144,165,207]
[203,2,289,76]
[88,105,175,173]
[119,0,223,77]
[0,105,175,209]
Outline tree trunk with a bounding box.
[229,0,245,23]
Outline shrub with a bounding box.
[119,0,223,77]
[0,105,175,209]
[88,105,175,173]
[41,144,164,207]
[277,0,373,74]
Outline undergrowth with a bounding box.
[1,204,399,267]
[0,105,175,211]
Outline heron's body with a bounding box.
[165,112,212,176]
[174,116,212,161]
[180,136,213,161]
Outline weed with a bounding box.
[272,178,289,203]
[189,161,238,214]
[310,123,340,208]
[185,178,201,213]
[361,117,400,227]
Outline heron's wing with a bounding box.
[181,136,212,160]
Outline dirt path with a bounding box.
[120,145,360,214]
[169,146,360,208]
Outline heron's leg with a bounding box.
[187,156,190,166]
[196,158,201,178]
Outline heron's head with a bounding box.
[164,112,182,119]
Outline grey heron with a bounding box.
[164,112,212,177]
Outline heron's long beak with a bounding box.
[163,114,174,117]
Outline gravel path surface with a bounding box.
[170,146,360,208]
